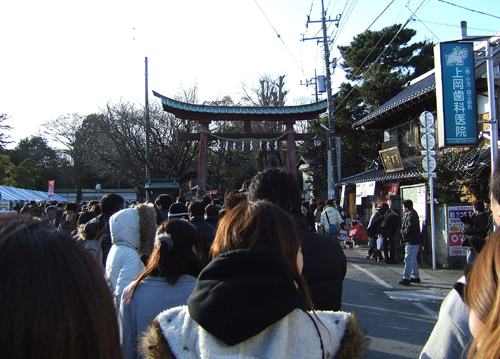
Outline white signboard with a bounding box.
[355,181,376,205]
[0,201,10,212]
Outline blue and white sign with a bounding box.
[434,42,478,147]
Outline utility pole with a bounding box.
[302,0,341,200]
[300,69,320,101]
[459,23,499,181]
[145,57,151,202]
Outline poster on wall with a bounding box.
[447,205,473,256]
[355,181,376,205]
[400,184,427,224]
[380,183,399,206]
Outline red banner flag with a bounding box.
[48,180,55,199]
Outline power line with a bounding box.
[329,0,358,51]
[411,16,441,41]
[437,0,500,20]
[336,0,395,59]
[252,0,307,78]
[307,0,316,20]
[405,0,441,41]
[416,19,498,33]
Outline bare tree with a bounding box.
[0,114,13,149]
[41,113,90,201]
[78,86,201,197]
[241,74,290,170]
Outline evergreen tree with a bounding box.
[332,24,434,176]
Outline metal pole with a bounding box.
[314,69,319,102]
[145,57,151,202]
[320,0,337,200]
[460,21,498,183]
[429,174,436,270]
[486,40,498,172]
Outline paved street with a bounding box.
[340,247,464,359]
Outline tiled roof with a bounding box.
[353,72,436,128]
[337,156,425,185]
[337,147,491,186]
[153,91,328,121]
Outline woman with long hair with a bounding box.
[120,219,206,359]
[140,201,368,359]
[462,229,500,359]
[0,215,122,359]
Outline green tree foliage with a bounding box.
[0,155,15,185]
[10,136,71,190]
[332,25,434,177]
[338,24,434,109]
[331,84,381,178]
[9,159,42,189]
[0,155,41,189]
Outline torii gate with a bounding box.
[153,91,328,194]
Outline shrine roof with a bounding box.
[353,71,436,129]
[153,91,328,121]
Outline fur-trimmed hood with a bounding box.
[109,204,156,257]
[140,309,369,359]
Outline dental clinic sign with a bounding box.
[434,42,478,147]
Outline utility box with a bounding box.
[318,75,326,93]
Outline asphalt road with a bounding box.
[340,247,464,359]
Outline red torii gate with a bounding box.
[153,91,328,194]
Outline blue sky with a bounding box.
[1,0,498,146]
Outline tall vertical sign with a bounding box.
[48,180,55,200]
[434,42,478,147]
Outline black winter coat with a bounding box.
[190,216,215,258]
[462,211,489,240]
[292,213,347,311]
[401,209,420,245]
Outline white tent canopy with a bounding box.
[0,185,66,203]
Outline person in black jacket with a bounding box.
[380,207,400,264]
[188,200,215,259]
[248,168,347,311]
[399,199,421,286]
[302,201,316,232]
[461,199,489,264]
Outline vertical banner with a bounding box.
[48,180,55,200]
[434,42,478,147]
[447,205,473,256]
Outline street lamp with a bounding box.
[95,183,101,201]
[312,134,322,147]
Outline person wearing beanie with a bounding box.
[168,203,189,220]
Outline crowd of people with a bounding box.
[2,161,500,358]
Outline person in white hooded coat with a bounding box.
[106,204,156,307]
[320,199,343,235]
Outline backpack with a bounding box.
[325,212,340,236]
